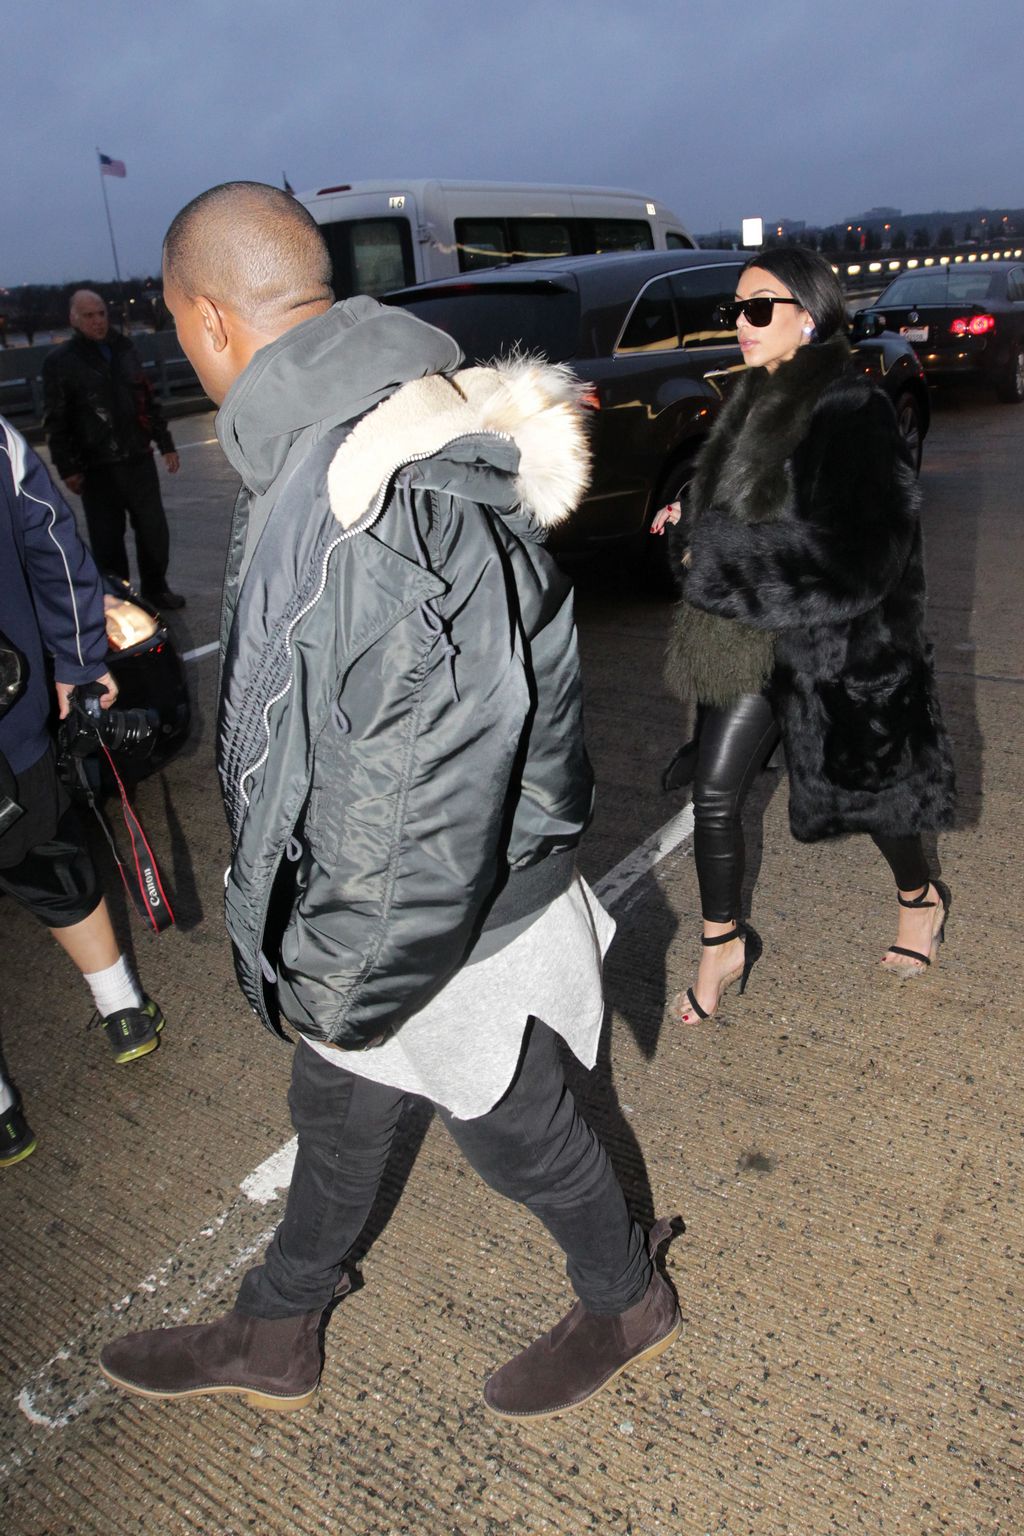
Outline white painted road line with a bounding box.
[13,792,695,1446]
[181,639,219,662]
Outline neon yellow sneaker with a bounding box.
[101,996,165,1064]
[0,1100,37,1167]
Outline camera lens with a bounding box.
[99,708,156,756]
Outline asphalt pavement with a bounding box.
[1,383,1021,1536]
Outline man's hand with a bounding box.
[63,472,84,496]
[55,671,118,720]
[163,451,180,475]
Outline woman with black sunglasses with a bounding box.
[651,246,955,1024]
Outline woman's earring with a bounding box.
[802,324,814,336]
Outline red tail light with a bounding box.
[950,314,996,337]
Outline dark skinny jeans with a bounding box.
[693,693,931,922]
[237,1020,651,1320]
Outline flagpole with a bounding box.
[96,148,123,285]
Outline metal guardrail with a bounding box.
[834,243,1024,294]
[0,331,207,433]
[6,242,1022,433]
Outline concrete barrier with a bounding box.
[0,331,209,440]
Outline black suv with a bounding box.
[384,250,930,589]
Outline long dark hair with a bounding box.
[741,247,847,340]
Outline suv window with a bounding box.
[1007,268,1024,302]
[616,276,678,354]
[389,281,581,365]
[670,265,744,348]
[881,270,993,305]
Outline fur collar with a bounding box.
[693,334,852,524]
[326,356,591,531]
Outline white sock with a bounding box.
[84,956,144,1017]
[0,1077,15,1115]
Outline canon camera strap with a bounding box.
[73,745,175,933]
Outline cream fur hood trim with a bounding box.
[326,356,591,531]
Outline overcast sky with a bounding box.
[4,0,1022,286]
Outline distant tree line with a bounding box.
[0,276,167,347]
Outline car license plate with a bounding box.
[901,325,929,343]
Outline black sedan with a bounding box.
[384,250,930,590]
[852,260,1024,403]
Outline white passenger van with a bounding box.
[295,179,695,297]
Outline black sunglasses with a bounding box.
[715,296,803,328]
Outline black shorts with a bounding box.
[0,749,101,928]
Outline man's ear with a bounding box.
[195,295,229,354]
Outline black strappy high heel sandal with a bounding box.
[882,879,952,978]
[674,922,763,1023]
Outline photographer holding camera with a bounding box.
[0,415,167,1168]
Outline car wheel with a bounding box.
[894,390,924,474]
[996,346,1024,404]
[642,456,695,597]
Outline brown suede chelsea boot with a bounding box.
[99,1305,324,1411]
[483,1216,682,1420]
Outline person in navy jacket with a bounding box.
[0,416,166,1167]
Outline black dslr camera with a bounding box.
[63,681,157,760]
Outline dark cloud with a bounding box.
[4,0,1022,283]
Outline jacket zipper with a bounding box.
[235,431,512,807]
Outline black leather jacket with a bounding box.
[42,330,174,477]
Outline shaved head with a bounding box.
[70,289,109,341]
[163,181,332,328]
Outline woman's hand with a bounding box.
[650,500,683,535]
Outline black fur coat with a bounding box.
[669,335,956,842]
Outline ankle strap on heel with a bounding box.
[701,924,742,947]
[897,885,936,909]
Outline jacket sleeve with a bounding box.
[41,353,83,480]
[142,369,175,456]
[279,495,538,1047]
[6,425,108,682]
[684,390,918,631]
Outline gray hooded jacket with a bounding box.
[214,298,594,1048]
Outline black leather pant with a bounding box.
[692,694,931,922]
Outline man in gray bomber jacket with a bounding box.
[99,183,680,1420]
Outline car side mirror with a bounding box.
[852,310,883,340]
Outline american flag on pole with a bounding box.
[99,152,126,178]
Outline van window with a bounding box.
[589,220,654,254]
[616,277,678,354]
[453,216,667,273]
[670,265,744,348]
[509,220,573,259]
[322,217,415,298]
[457,221,510,271]
[666,231,692,250]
